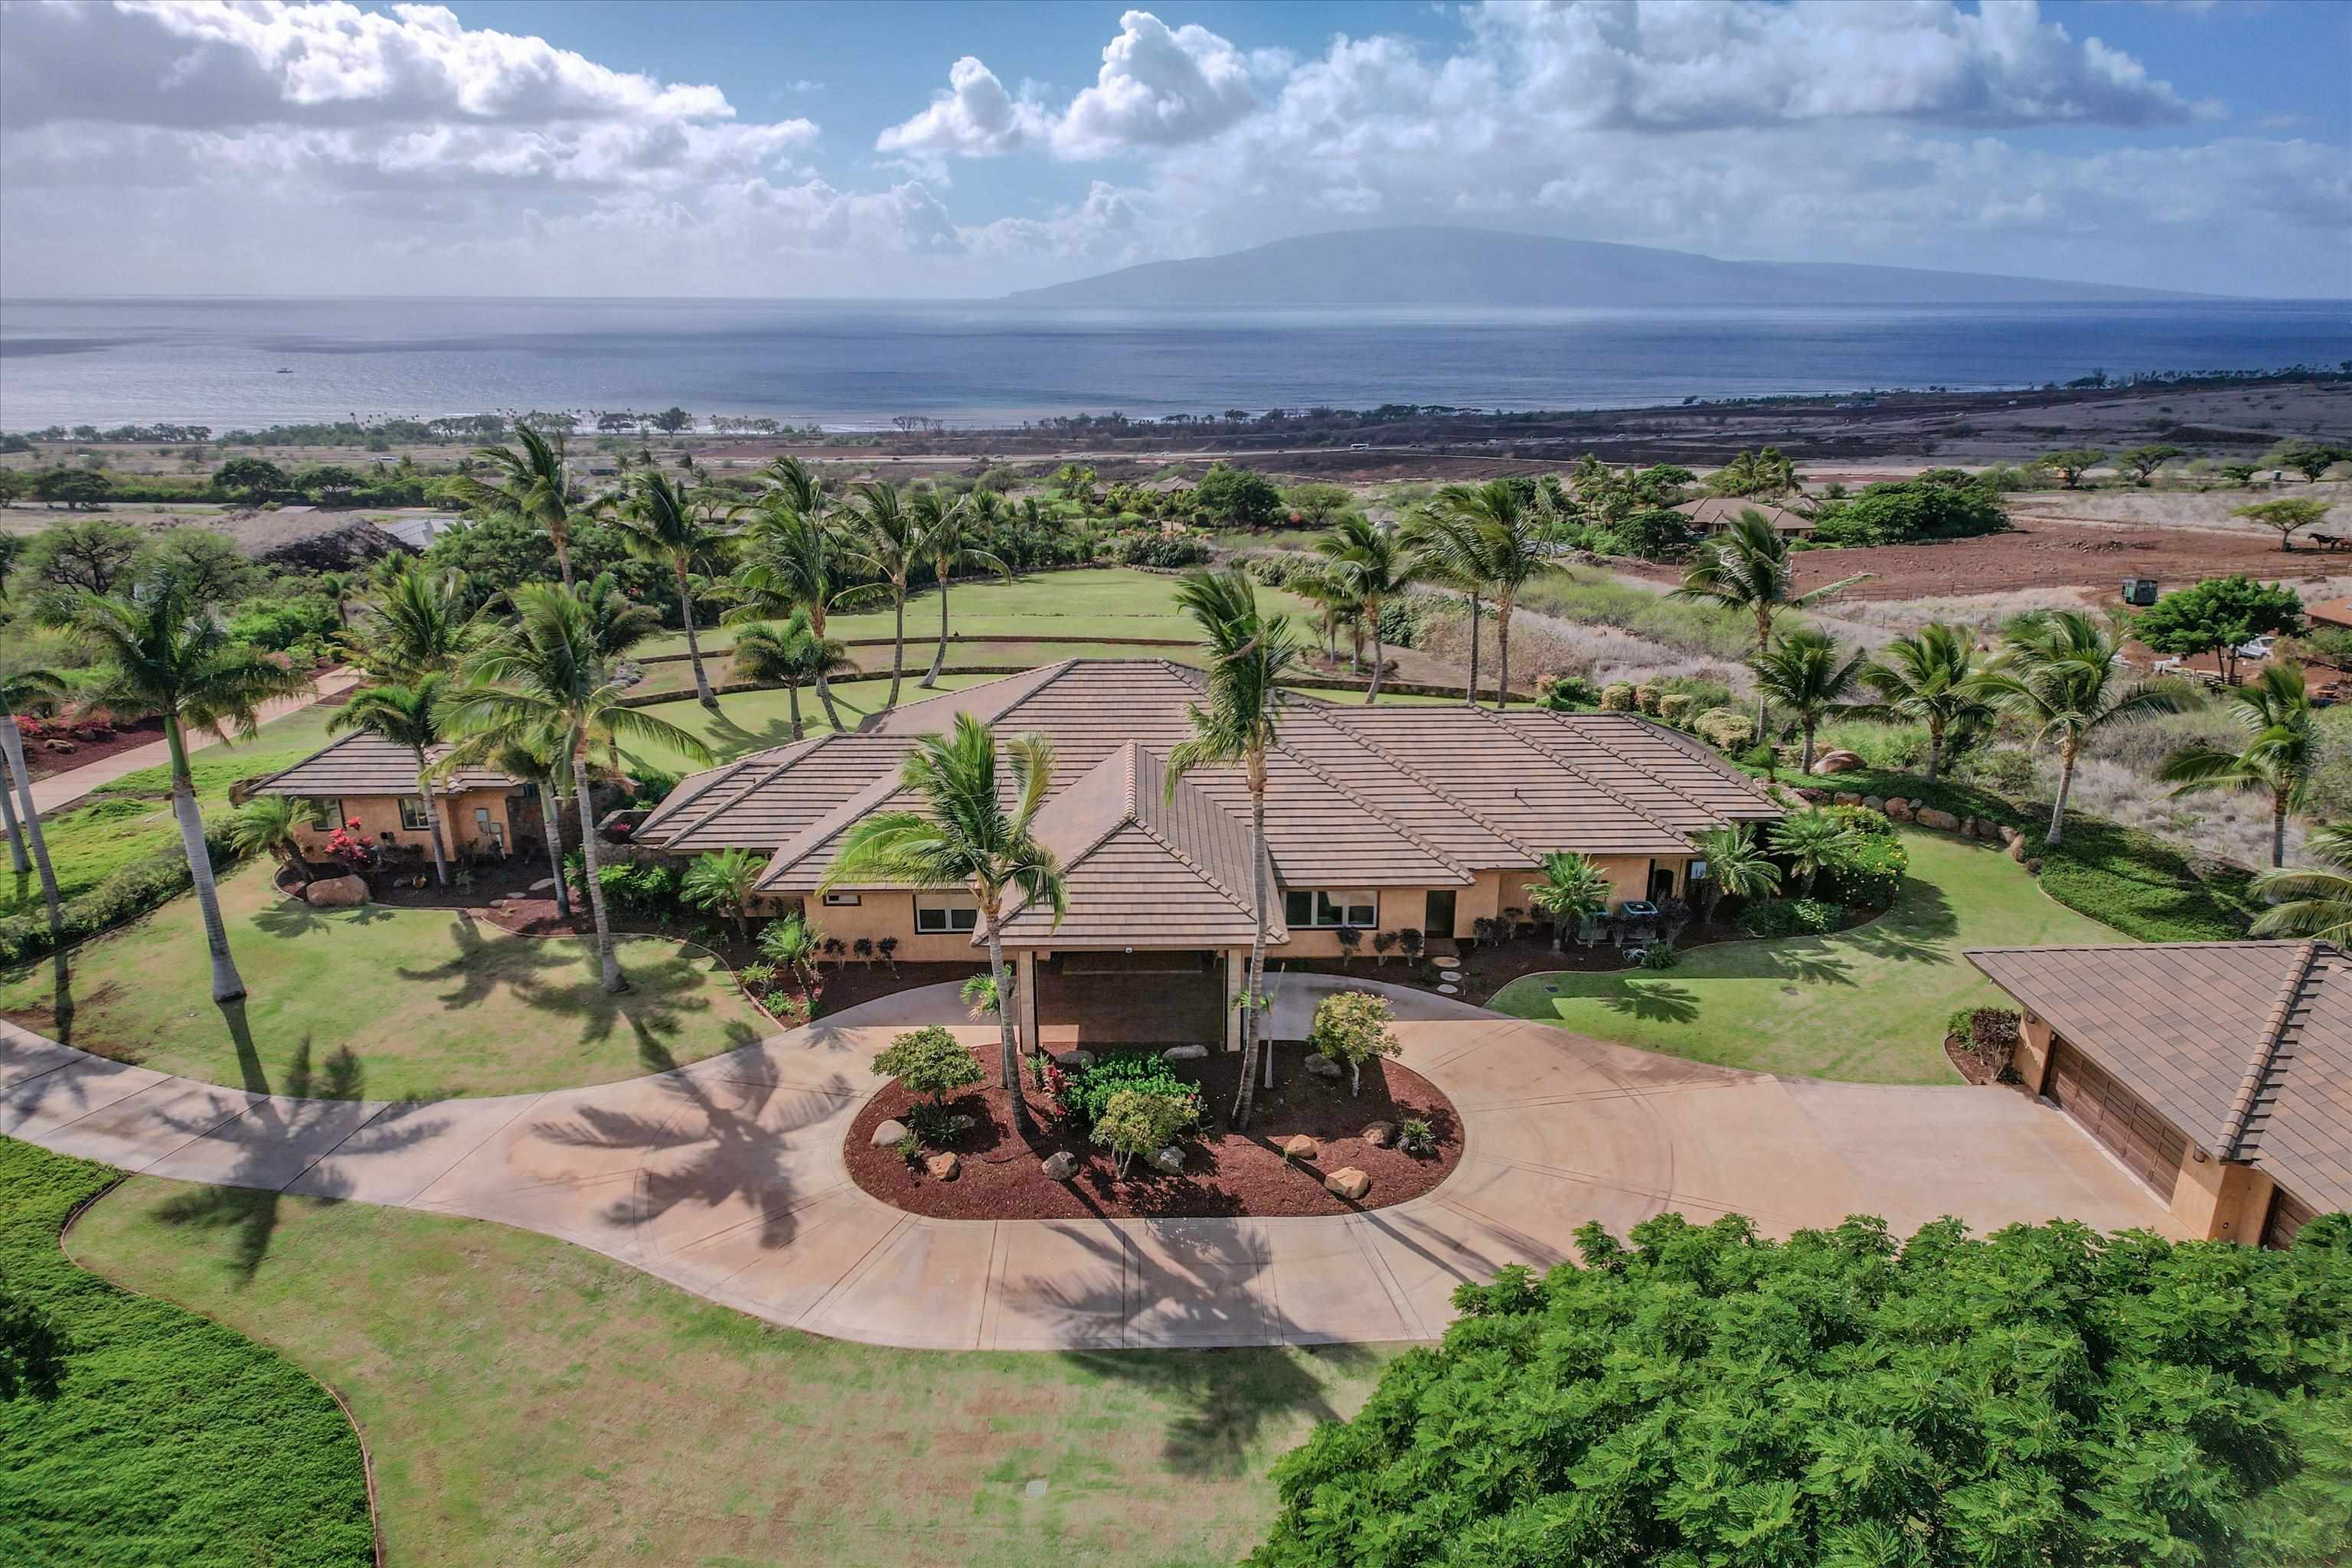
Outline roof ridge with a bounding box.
[1467,704,1697,845]
[658,733,830,844]
[1312,703,1543,861]
[976,658,1083,726]
[2223,939,2321,1159]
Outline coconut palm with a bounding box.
[1973,609,2189,848]
[454,423,579,586]
[818,714,1065,1137]
[1854,622,1991,782]
[836,482,927,710]
[448,585,714,992]
[727,497,849,730]
[1315,514,1421,701]
[612,470,731,710]
[314,570,355,631]
[909,485,1010,689]
[328,674,459,886]
[2250,824,2352,942]
[227,796,309,886]
[2158,662,2315,868]
[1749,627,1866,774]
[1426,479,1547,709]
[1527,851,1612,950]
[681,848,763,942]
[1165,567,1300,1129]
[0,665,67,889]
[1690,825,1781,926]
[731,610,852,742]
[571,570,663,665]
[72,572,313,1001]
[1399,505,1488,707]
[1768,809,1859,899]
[350,559,473,678]
[1672,510,1870,732]
[434,728,573,919]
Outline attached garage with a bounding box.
[2045,1041,2189,1197]
[2263,1187,2319,1250]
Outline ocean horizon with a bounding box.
[2,296,2346,433]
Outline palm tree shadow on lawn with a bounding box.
[250,897,394,941]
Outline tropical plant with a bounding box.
[348,558,473,678]
[446,584,714,991]
[1768,808,1860,898]
[758,910,822,986]
[1166,567,1299,1129]
[226,795,310,884]
[909,485,1010,689]
[960,971,999,1019]
[1424,479,1547,708]
[434,728,573,917]
[1852,622,1991,781]
[1748,626,1865,774]
[1315,514,1421,700]
[727,485,849,729]
[70,572,313,1000]
[818,714,1066,1135]
[1973,609,2189,847]
[571,569,663,664]
[2159,662,2317,868]
[451,424,580,585]
[1307,989,1403,1097]
[328,673,457,885]
[1525,850,1612,950]
[872,1024,982,1109]
[730,610,853,742]
[1690,825,1780,925]
[1671,510,1870,731]
[680,848,763,941]
[836,481,926,710]
[1399,504,1488,705]
[1092,1087,1196,1179]
[612,470,730,709]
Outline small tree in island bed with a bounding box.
[1092,1086,1197,1178]
[2236,498,2334,552]
[1248,1211,2352,1568]
[1307,990,1402,1097]
[872,1024,982,1113]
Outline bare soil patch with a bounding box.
[16,714,168,782]
[845,1045,1462,1220]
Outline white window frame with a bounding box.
[913,893,979,933]
[397,795,431,831]
[302,795,339,829]
[822,891,862,907]
[1284,889,1377,929]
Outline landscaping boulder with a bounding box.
[1860,795,1884,813]
[1885,798,1916,822]
[304,874,370,908]
[870,1119,911,1148]
[1793,787,1831,804]
[1161,1044,1209,1062]
[1324,1167,1372,1200]
[1280,1135,1321,1161]
[1916,808,1961,831]
[947,1114,975,1134]
[1051,1049,1094,1070]
[2003,828,2028,861]
[1302,1053,1344,1080]
[1810,750,1865,776]
[1833,792,1862,808]
[925,1152,960,1181]
[1040,1151,1080,1181]
[1361,1121,1396,1148]
[1148,1145,1186,1175]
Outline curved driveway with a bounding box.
[1,976,2176,1351]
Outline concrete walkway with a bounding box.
[27,670,362,818]
[0,976,2177,1351]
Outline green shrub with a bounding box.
[1738,897,1845,938]
[1599,681,1636,712]
[873,1024,983,1108]
[1694,708,1756,752]
[1632,684,1661,714]
[1062,1050,1203,1134]
[0,820,247,967]
[1821,804,1894,838]
[1540,673,1600,710]
[1637,940,1680,970]
[1825,834,1908,908]
[1655,692,1697,726]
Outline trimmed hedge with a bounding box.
[0,818,247,968]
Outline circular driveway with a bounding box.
[1,975,2180,1350]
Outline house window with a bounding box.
[302,795,338,829]
[1283,890,1377,929]
[397,795,431,831]
[822,892,862,907]
[913,893,978,933]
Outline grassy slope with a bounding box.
[0,861,766,1099]
[67,1174,1390,1568]
[1488,831,2122,1082]
[0,1140,373,1568]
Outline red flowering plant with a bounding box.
[323,818,379,874]
[1038,1058,1071,1125]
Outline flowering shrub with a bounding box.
[322,818,378,874]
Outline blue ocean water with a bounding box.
[1,296,2344,433]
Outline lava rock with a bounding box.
[1040,1152,1080,1181]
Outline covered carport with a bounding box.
[1034,949,1226,1050]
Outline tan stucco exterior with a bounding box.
[290,786,518,860]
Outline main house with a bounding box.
[245,732,536,865]
[636,659,1782,1050]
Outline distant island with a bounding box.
[1007,227,2207,309]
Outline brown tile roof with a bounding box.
[1674,497,1814,532]
[249,732,518,797]
[1967,941,2352,1214]
[637,733,917,853]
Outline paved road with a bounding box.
[28,671,361,818]
[0,976,2176,1351]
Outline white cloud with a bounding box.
[873,55,1049,164]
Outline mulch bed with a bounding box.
[844,1046,1462,1220]
[18,715,169,782]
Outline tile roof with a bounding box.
[1674,497,1815,532]
[248,732,518,797]
[1967,941,2352,1214]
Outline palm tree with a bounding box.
[2158,662,2315,868]
[351,559,472,678]
[1400,505,1488,707]
[731,610,852,742]
[448,585,714,992]
[727,497,849,730]
[328,674,458,886]
[0,665,67,885]
[681,849,763,943]
[572,570,664,665]
[314,571,355,631]
[1315,514,1420,701]
[2250,824,2352,942]
[1973,609,2188,848]
[1768,810,1859,899]
[435,728,573,919]
[1526,851,1612,950]
[1854,622,1990,782]
[1427,479,1547,709]
[1165,567,1300,1129]
[1749,627,1866,775]
[1690,825,1780,926]
[227,796,309,887]
[454,424,579,586]
[1672,510,1870,733]
[818,715,1065,1137]
[72,573,312,1001]
[613,471,730,710]
[909,485,1010,690]
[837,482,926,710]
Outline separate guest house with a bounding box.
[246,732,534,863]
[636,659,1782,1050]
[1673,497,1816,540]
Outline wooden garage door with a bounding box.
[2046,1042,2188,1196]
[2262,1187,2318,1250]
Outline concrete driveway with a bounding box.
[0,978,2177,1351]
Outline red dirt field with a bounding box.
[845,1046,1462,1220]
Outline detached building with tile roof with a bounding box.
[246,732,536,864]
[1969,942,2352,1247]
[1672,497,1817,539]
[637,658,1781,1050]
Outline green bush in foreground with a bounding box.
[1251,1211,2352,1568]
[0,1139,372,1567]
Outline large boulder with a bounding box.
[1280,1134,1321,1161]
[1885,798,1916,822]
[870,1119,910,1148]
[1860,795,1885,813]
[303,874,369,907]
[924,1152,960,1181]
[1040,1151,1080,1181]
[1302,1053,1344,1080]
[1050,1049,1094,1070]
[1148,1145,1187,1175]
[1361,1121,1397,1149]
[1161,1044,1209,1062]
[1833,792,1863,808]
[1810,750,1865,776]
[1324,1167,1372,1200]
[1916,808,1961,831]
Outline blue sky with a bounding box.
[2,1,2345,298]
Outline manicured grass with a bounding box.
[0,1139,373,1568]
[67,1170,1392,1568]
[1487,831,2123,1082]
[629,639,1215,699]
[0,861,766,1099]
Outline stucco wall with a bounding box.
[290,788,518,858]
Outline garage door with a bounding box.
[2046,1042,2188,1196]
[2262,1187,2318,1250]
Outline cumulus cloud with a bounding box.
[874,55,1048,164]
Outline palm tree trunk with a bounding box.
[1464,590,1481,707]
[1494,592,1514,710]
[538,776,570,918]
[809,605,846,730]
[984,911,1034,1137]
[168,720,245,1002]
[0,741,29,876]
[553,523,576,590]
[1233,779,1270,1129]
[679,567,717,710]
[884,584,907,710]
[2274,788,2288,869]
[1366,610,1386,704]
[572,750,625,993]
[1925,720,1943,782]
[923,568,949,688]
[786,679,804,743]
[1754,609,1772,733]
[412,747,452,887]
[0,721,60,938]
[2047,740,2077,848]
[1800,721,1816,776]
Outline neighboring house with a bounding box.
[2303,597,2352,632]
[638,659,1781,1049]
[246,732,532,863]
[1674,497,1816,539]
[1968,942,2352,1248]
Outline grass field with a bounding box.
[0,1139,374,1568]
[1487,832,2122,1082]
[0,860,766,1099]
[66,1167,1390,1568]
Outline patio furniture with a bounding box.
[1615,899,1661,948]
[1574,912,1606,948]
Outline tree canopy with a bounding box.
[1193,463,1286,527]
[1808,473,2006,548]
[2134,575,2304,681]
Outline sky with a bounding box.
[0,0,2346,299]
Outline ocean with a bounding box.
[1,296,2345,433]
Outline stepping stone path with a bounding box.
[530,877,556,892]
[1438,984,1460,995]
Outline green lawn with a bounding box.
[65,1164,1389,1568]
[0,1140,374,1568]
[0,861,767,1099]
[1488,831,2123,1083]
